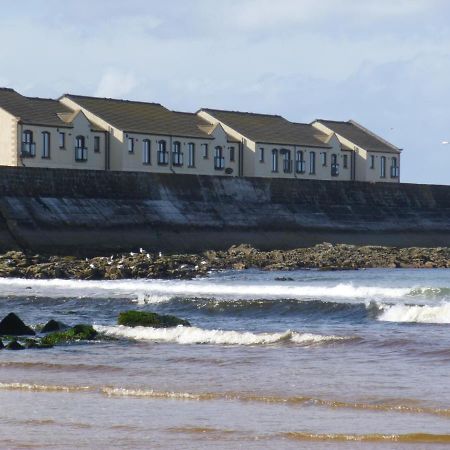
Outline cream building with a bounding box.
[198,109,354,181]
[312,120,401,183]
[0,87,401,182]
[60,94,240,176]
[0,88,106,170]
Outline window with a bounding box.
[21,130,35,157]
[127,137,134,153]
[282,149,292,173]
[214,146,225,170]
[143,139,151,165]
[59,132,65,149]
[295,150,305,173]
[271,149,278,172]
[188,143,195,167]
[201,143,209,159]
[331,154,339,176]
[391,156,399,178]
[343,154,348,169]
[320,151,327,166]
[259,147,264,162]
[380,156,386,178]
[370,155,375,169]
[158,140,168,165]
[75,135,87,161]
[229,146,235,162]
[94,136,100,153]
[42,132,50,158]
[309,151,316,174]
[172,141,183,166]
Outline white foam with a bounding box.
[94,324,349,346]
[0,277,412,304]
[378,302,450,323]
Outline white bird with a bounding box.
[130,252,136,256]
[442,141,449,145]
[139,247,145,253]
[158,252,163,257]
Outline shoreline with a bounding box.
[0,243,448,280]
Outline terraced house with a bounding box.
[0,87,401,182]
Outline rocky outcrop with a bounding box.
[0,243,447,281]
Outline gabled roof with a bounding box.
[200,108,330,148]
[0,88,73,127]
[315,119,401,154]
[64,94,213,139]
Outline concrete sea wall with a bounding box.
[0,166,449,254]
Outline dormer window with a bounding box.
[157,140,168,165]
[75,135,87,161]
[59,132,65,149]
[42,132,50,159]
[21,130,35,157]
[127,137,135,153]
[172,141,183,166]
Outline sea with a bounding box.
[1,268,450,449]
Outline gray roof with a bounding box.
[316,119,401,154]
[0,88,73,127]
[201,108,330,148]
[65,94,213,139]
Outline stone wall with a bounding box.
[0,166,448,254]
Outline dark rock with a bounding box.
[41,319,68,333]
[0,313,35,336]
[275,277,294,281]
[6,340,25,350]
[118,310,191,328]
[0,339,3,349]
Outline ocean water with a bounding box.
[1,268,450,449]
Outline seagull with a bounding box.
[158,252,163,258]
[442,141,449,145]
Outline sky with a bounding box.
[0,0,449,184]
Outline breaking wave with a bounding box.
[94,324,352,346]
[377,302,450,324]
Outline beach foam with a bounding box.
[95,324,350,346]
[377,302,450,323]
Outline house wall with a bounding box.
[117,130,238,176]
[312,121,400,183]
[197,111,255,177]
[253,136,352,181]
[19,119,106,170]
[0,108,18,166]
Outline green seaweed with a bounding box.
[118,310,190,328]
[40,324,98,346]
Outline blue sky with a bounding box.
[1,0,449,184]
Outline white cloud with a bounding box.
[95,69,138,98]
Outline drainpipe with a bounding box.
[239,139,244,177]
[18,122,25,167]
[169,136,175,174]
[104,130,109,171]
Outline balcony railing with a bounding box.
[157,151,168,165]
[331,163,340,176]
[283,160,292,173]
[214,156,225,170]
[391,166,400,178]
[75,147,88,162]
[21,142,36,157]
[295,160,305,173]
[172,152,184,167]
